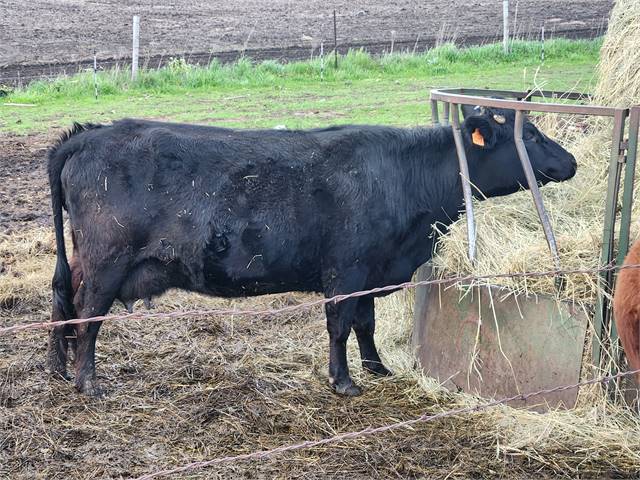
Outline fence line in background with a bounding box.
[2,25,607,89]
[503,0,510,54]
[2,262,639,336]
[134,366,640,480]
[131,15,140,81]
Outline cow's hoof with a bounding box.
[362,361,393,377]
[124,300,135,314]
[47,356,71,381]
[76,379,104,398]
[331,380,363,396]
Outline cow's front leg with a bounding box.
[353,296,392,377]
[325,298,361,396]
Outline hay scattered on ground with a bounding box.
[0,228,55,311]
[2,222,640,478]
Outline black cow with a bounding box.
[47,106,576,396]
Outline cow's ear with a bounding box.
[463,116,496,149]
[461,104,484,119]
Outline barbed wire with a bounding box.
[134,366,640,480]
[1,262,637,336]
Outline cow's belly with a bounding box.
[200,249,324,297]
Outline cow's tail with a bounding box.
[48,136,74,321]
[47,122,101,321]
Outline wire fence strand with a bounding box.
[2,262,638,336]
[134,366,640,480]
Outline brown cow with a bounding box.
[613,238,640,384]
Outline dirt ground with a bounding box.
[1,0,613,84]
[0,135,51,233]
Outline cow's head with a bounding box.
[461,105,577,198]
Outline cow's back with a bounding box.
[58,120,381,297]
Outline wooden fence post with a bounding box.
[333,10,338,69]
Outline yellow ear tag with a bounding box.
[472,128,485,146]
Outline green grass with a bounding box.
[0,38,601,134]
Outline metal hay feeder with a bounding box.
[413,88,640,409]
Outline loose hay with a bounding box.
[0,228,56,311]
[2,225,640,477]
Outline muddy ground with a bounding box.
[1,0,613,85]
[0,135,51,233]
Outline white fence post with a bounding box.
[132,15,140,81]
[503,0,509,54]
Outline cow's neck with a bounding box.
[399,126,467,228]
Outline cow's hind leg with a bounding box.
[47,325,72,380]
[47,254,83,380]
[324,267,370,396]
[72,266,124,396]
[353,296,392,377]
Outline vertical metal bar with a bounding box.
[451,103,477,262]
[513,110,562,279]
[443,102,450,126]
[320,42,324,81]
[431,99,440,126]
[93,50,98,100]
[593,108,628,371]
[611,107,639,349]
[617,107,640,267]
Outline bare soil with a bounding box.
[0,135,51,233]
[1,0,613,85]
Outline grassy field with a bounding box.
[0,39,601,134]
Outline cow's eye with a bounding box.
[524,129,537,142]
